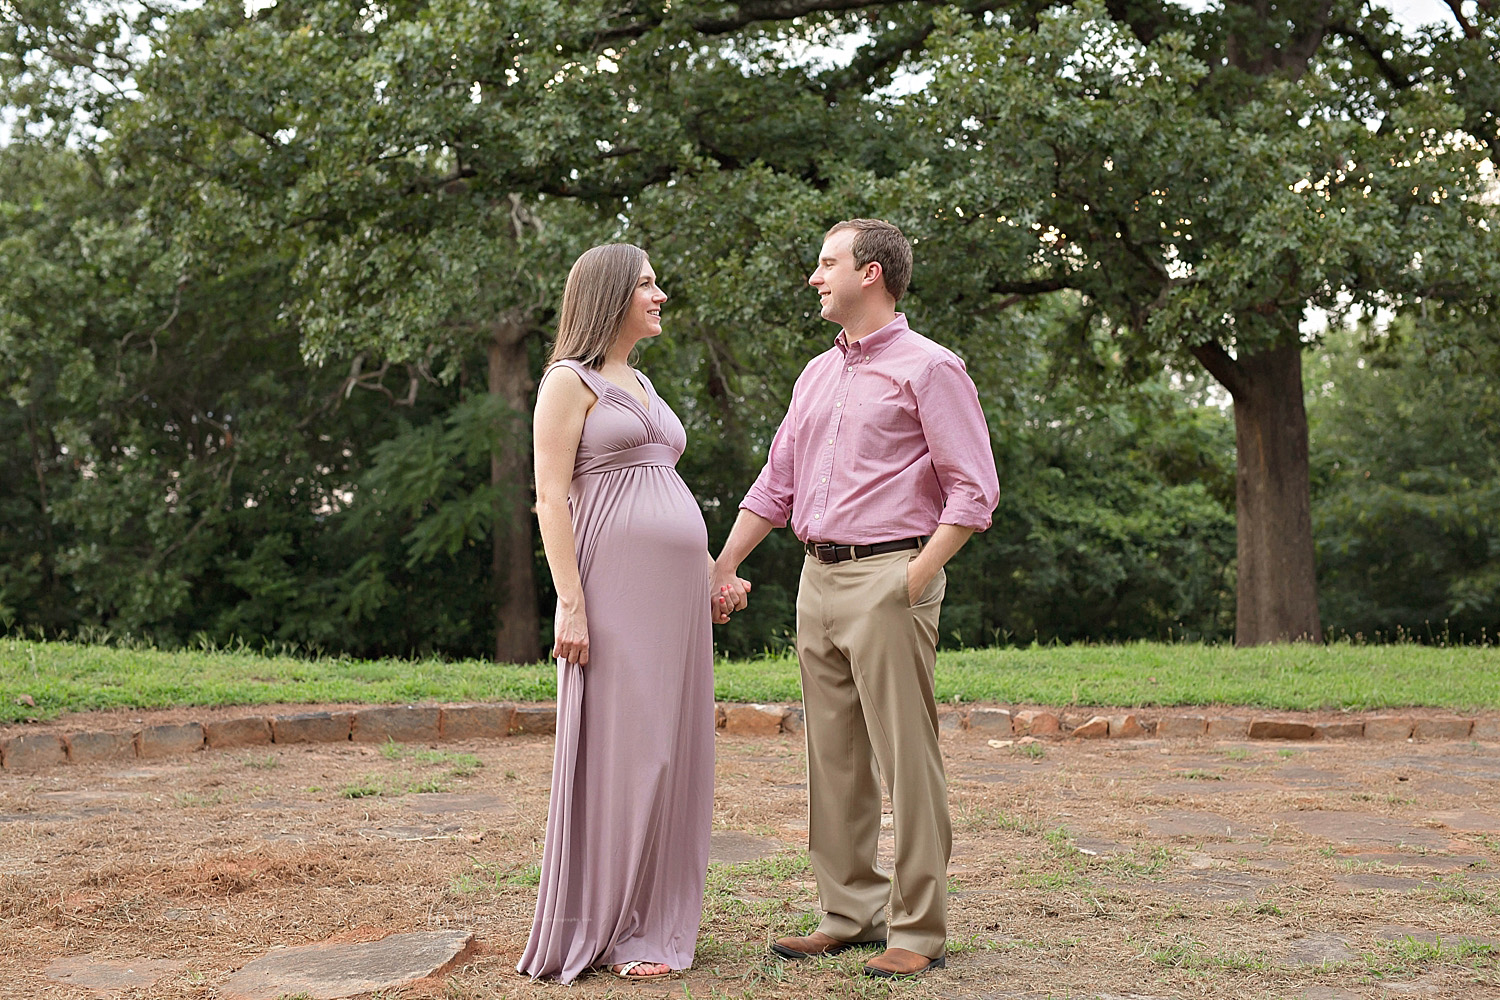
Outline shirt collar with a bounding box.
[835,313,909,361]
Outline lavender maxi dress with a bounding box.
[517,360,715,983]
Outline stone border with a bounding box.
[2,702,1496,771]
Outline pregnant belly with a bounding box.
[574,468,708,556]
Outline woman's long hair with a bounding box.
[547,243,648,369]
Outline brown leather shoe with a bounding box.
[770,931,887,960]
[861,947,946,978]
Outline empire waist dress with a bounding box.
[517,359,715,983]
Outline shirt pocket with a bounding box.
[850,401,919,462]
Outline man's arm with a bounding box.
[712,508,776,612]
[904,357,999,602]
[904,523,974,604]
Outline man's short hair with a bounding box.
[826,218,913,302]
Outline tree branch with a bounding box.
[1442,0,1479,39]
[989,277,1072,296]
[814,0,1008,103]
[1327,20,1414,90]
[1189,340,1250,400]
[599,0,893,41]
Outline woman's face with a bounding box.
[617,261,667,347]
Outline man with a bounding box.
[712,219,999,978]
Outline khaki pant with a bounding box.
[796,549,949,958]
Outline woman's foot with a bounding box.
[611,960,671,978]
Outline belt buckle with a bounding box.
[813,543,839,563]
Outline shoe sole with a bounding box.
[861,955,946,979]
[770,938,887,961]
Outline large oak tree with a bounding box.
[13,0,1494,651]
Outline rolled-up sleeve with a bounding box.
[916,358,999,531]
[740,398,798,528]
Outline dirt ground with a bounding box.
[2,717,1498,1000]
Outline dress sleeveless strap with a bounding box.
[574,442,679,478]
[542,358,605,392]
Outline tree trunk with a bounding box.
[1216,342,1324,644]
[488,319,540,664]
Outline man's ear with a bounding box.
[860,261,884,290]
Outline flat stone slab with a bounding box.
[1140,810,1258,839]
[1334,851,1486,872]
[357,824,460,841]
[708,831,783,864]
[1151,871,1268,902]
[1275,811,1454,851]
[1279,932,1357,967]
[1071,833,1131,859]
[405,793,508,815]
[1423,808,1500,834]
[45,955,179,991]
[1274,766,1348,789]
[1336,872,1432,894]
[221,930,475,1000]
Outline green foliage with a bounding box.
[4,0,1498,656]
[1310,322,1500,641]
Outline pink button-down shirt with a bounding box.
[741,314,999,545]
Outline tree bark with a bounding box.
[488,318,540,664]
[1199,341,1323,645]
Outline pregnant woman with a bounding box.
[517,243,719,983]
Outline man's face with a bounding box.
[808,228,870,326]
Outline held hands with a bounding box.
[710,561,752,625]
[553,599,589,665]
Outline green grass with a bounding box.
[4,637,1499,724]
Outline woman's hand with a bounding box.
[553,600,589,665]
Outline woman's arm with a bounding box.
[533,365,595,664]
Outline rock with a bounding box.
[45,956,178,992]
[271,712,353,744]
[509,705,557,736]
[1013,709,1060,737]
[2,733,67,769]
[1472,717,1500,741]
[220,930,476,1000]
[1363,716,1415,741]
[351,706,441,744]
[708,831,782,864]
[1412,717,1472,740]
[780,706,805,735]
[65,730,137,763]
[1205,716,1250,738]
[1072,716,1110,739]
[1314,721,1364,740]
[723,703,783,737]
[967,707,1012,732]
[1108,714,1146,738]
[136,723,204,758]
[1278,932,1356,967]
[1248,719,1316,740]
[204,717,273,749]
[439,704,515,741]
[1156,714,1207,737]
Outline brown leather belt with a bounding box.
[804,536,926,564]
